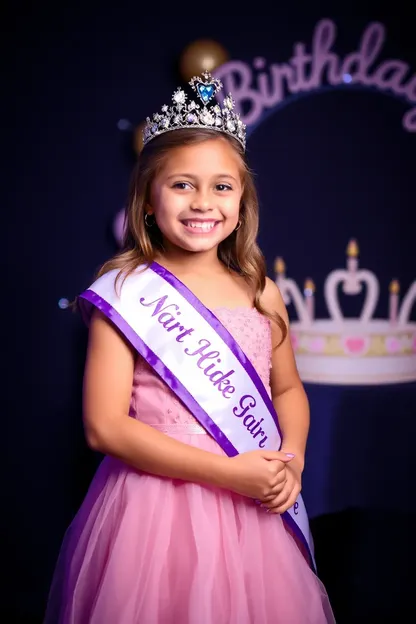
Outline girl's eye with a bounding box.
[172,182,232,191]
[172,182,192,190]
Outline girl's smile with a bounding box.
[180,218,222,235]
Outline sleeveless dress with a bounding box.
[44,308,335,623]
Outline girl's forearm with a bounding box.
[272,385,310,471]
[87,414,233,487]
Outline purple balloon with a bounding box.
[113,208,127,246]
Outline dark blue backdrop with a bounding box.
[5,4,416,622]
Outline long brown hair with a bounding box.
[96,128,287,344]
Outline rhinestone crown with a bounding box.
[142,71,246,150]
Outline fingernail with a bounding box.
[285,453,295,458]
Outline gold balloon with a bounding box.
[179,39,229,82]
[133,121,146,155]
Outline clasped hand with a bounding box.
[228,449,302,515]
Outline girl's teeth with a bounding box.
[186,221,215,231]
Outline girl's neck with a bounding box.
[155,246,226,276]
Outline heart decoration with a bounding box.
[197,83,215,103]
[342,336,370,356]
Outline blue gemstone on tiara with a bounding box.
[197,83,215,103]
[142,71,246,150]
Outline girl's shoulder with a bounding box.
[260,277,287,316]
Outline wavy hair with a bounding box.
[95,128,287,344]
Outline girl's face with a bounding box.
[148,138,243,255]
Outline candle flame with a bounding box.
[304,278,315,292]
[389,279,400,294]
[347,239,359,257]
[274,257,285,274]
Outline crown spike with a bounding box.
[142,72,246,150]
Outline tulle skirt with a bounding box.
[44,433,335,623]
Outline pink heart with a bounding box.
[309,337,325,353]
[386,337,401,353]
[343,337,369,356]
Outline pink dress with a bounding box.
[44,308,335,623]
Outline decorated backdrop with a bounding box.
[5,8,415,623]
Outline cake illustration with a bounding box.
[275,240,416,385]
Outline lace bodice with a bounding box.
[129,307,272,427]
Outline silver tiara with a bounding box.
[142,71,246,150]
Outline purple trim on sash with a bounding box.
[282,512,315,571]
[78,290,239,457]
[150,262,282,439]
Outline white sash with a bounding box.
[79,262,316,571]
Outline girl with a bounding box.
[44,73,335,623]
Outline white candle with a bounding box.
[304,279,315,321]
[346,239,359,274]
[274,257,286,279]
[389,280,400,324]
[274,257,286,296]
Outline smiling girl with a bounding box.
[44,73,334,624]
